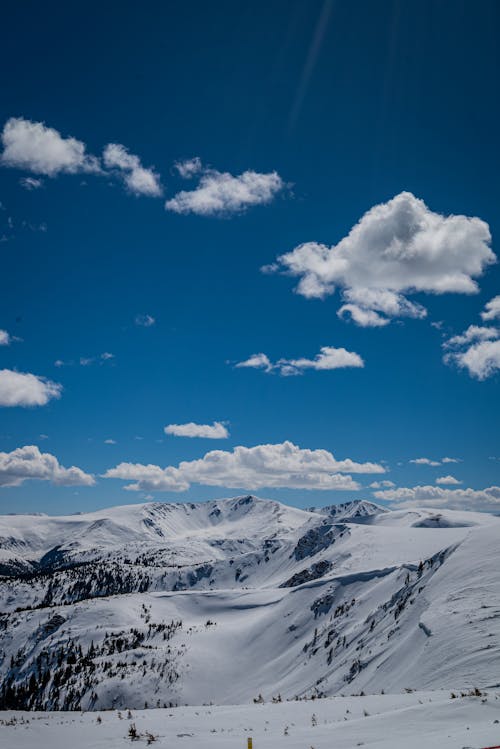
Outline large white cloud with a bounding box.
[1,117,100,176]
[373,483,500,512]
[481,295,500,322]
[0,445,95,488]
[235,346,364,376]
[164,421,229,439]
[265,192,495,326]
[0,369,62,407]
[166,169,284,216]
[103,143,162,197]
[103,440,385,493]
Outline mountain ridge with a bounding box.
[0,497,498,711]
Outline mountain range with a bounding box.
[0,496,498,710]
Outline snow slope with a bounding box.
[2,690,500,749]
[0,497,499,711]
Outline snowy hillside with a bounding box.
[3,689,500,749]
[0,497,499,711]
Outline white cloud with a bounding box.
[0,330,11,346]
[1,117,100,176]
[103,440,385,493]
[103,143,162,197]
[166,169,284,216]
[0,369,62,407]
[103,462,189,493]
[443,324,500,380]
[436,475,461,485]
[135,313,155,327]
[410,458,441,466]
[104,439,117,445]
[55,352,114,367]
[373,484,500,512]
[279,347,364,375]
[2,118,164,199]
[338,288,427,327]
[449,339,500,380]
[337,304,389,327]
[409,457,459,467]
[481,295,500,322]
[265,192,494,325]
[164,421,229,439]
[369,480,396,489]
[443,325,499,349]
[19,176,43,190]
[235,353,273,372]
[0,445,94,488]
[235,346,364,376]
[175,156,203,178]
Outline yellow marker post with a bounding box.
[247,738,253,749]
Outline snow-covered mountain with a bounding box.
[0,496,498,711]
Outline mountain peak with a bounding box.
[307,499,387,521]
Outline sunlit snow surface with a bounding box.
[2,691,500,748]
[0,497,499,725]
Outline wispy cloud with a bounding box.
[369,480,395,489]
[55,352,114,368]
[410,457,441,467]
[174,156,203,178]
[443,325,499,349]
[103,143,162,197]
[134,313,155,327]
[235,346,364,376]
[409,457,460,467]
[164,421,229,439]
[481,295,500,322]
[166,167,285,216]
[0,330,11,346]
[103,440,385,493]
[19,176,44,190]
[288,0,334,131]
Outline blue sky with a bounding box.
[0,0,499,514]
